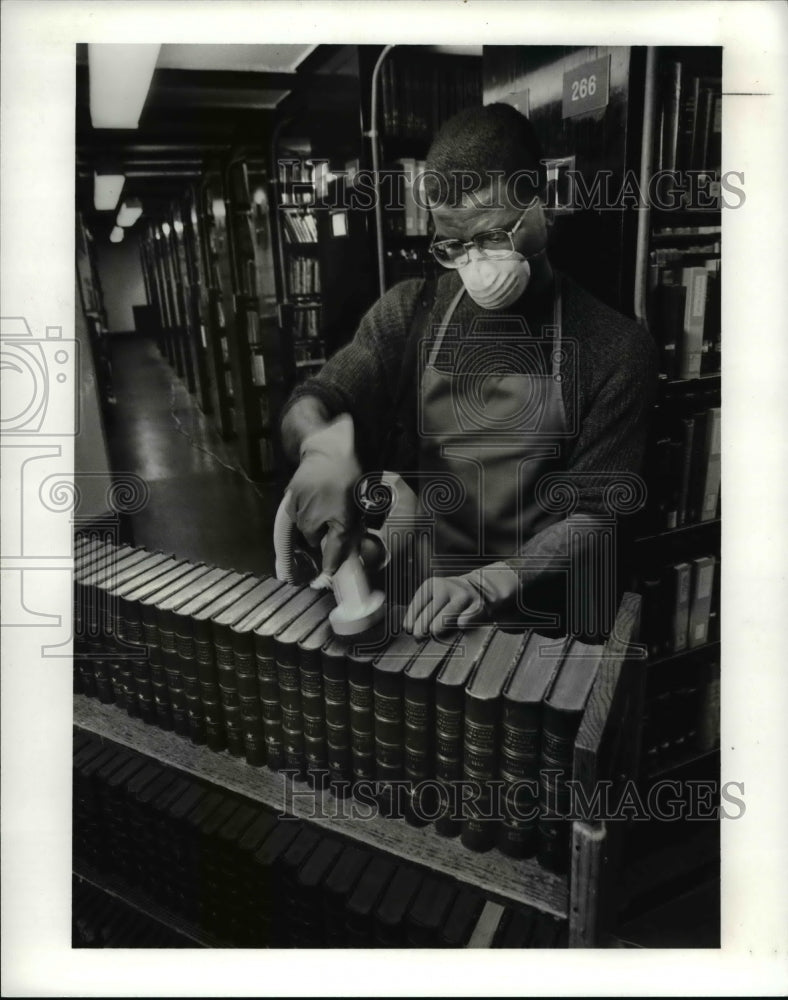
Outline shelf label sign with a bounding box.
[562,56,610,118]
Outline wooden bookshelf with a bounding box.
[74,694,570,919]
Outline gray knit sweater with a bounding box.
[283,269,659,517]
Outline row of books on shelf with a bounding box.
[294,339,326,367]
[644,405,720,533]
[648,244,721,380]
[656,61,721,175]
[637,552,719,660]
[73,536,609,874]
[72,878,191,949]
[73,731,566,948]
[281,210,319,244]
[250,350,267,388]
[642,659,720,777]
[385,158,431,237]
[287,255,321,296]
[380,51,482,142]
[278,158,315,185]
[290,305,322,340]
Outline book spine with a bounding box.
[688,556,716,648]
[255,633,282,771]
[300,646,328,788]
[403,675,435,827]
[676,417,696,527]
[679,266,708,379]
[700,408,721,521]
[321,648,352,795]
[174,613,208,746]
[497,702,541,858]
[193,619,225,751]
[434,686,464,838]
[461,696,500,852]
[276,641,306,780]
[373,670,405,815]
[227,630,261,768]
[536,707,578,874]
[661,61,682,173]
[215,624,244,757]
[348,664,375,786]
[669,561,693,653]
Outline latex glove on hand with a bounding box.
[403,563,521,638]
[286,413,362,576]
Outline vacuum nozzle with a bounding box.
[327,551,386,636]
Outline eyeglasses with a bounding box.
[428,206,532,269]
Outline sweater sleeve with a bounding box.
[280,278,425,467]
[561,281,660,516]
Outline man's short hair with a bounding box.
[422,102,546,209]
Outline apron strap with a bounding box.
[426,282,467,367]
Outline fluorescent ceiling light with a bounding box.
[117,198,143,227]
[94,172,125,211]
[88,44,161,128]
[109,226,124,243]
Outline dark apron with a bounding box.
[415,275,568,579]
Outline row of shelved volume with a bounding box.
[72,535,606,875]
[637,551,719,660]
[250,350,267,388]
[72,877,192,949]
[292,305,321,340]
[648,238,721,380]
[281,210,318,244]
[72,729,566,947]
[642,658,720,776]
[656,60,721,175]
[379,49,483,143]
[278,158,315,184]
[294,340,326,366]
[287,256,321,296]
[644,405,721,533]
[385,159,431,237]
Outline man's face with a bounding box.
[429,183,548,260]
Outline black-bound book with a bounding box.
[434,625,495,837]
[439,886,485,947]
[251,819,304,946]
[168,568,251,746]
[73,543,128,699]
[273,593,336,780]
[280,827,322,945]
[226,581,303,762]
[461,628,529,852]
[372,628,424,813]
[402,632,459,827]
[116,556,195,647]
[297,617,334,788]
[346,615,395,789]
[295,835,344,912]
[405,874,458,947]
[321,843,372,947]
[345,855,397,947]
[184,574,265,751]
[252,586,326,773]
[75,546,158,703]
[155,565,235,737]
[537,637,604,874]
[492,904,538,948]
[373,864,424,947]
[320,633,353,796]
[498,633,568,858]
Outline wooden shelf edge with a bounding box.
[74,695,569,920]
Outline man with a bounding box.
[281,103,657,639]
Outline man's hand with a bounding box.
[403,563,521,638]
[285,413,362,575]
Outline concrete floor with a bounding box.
[106,336,281,576]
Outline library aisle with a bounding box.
[105,335,278,577]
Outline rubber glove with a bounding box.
[404,562,521,638]
[286,413,362,575]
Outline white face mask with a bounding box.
[458,253,531,310]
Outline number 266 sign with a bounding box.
[562,55,610,118]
